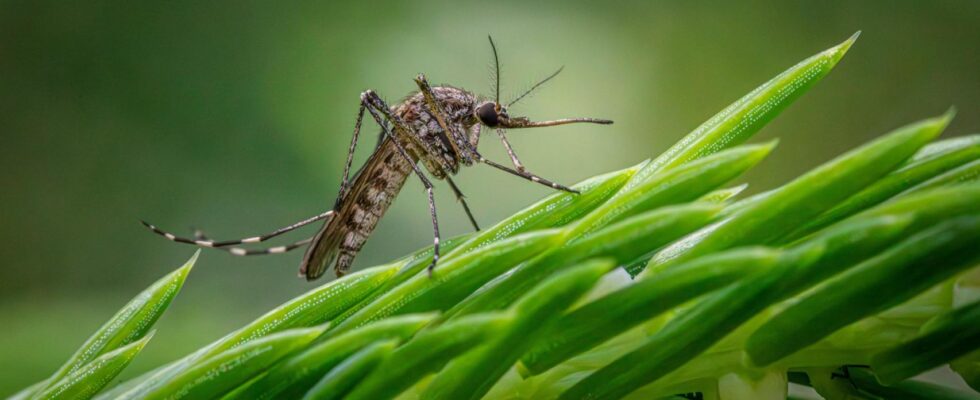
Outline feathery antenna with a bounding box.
[507,66,564,107]
[488,35,500,104]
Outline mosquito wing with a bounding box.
[299,137,414,280]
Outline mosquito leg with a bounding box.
[334,103,367,208]
[445,176,480,231]
[495,127,526,172]
[413,74,464,159]
[361,91,442,273]
[470,148,579,194]
[141,210,334,249]
[413,74,481,230]
[219,237,314,256]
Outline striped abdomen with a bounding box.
[299,138,412,280]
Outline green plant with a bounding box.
[11,32,980,400]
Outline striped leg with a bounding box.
[188,229,313,256]
[141,210,334,249]
[361,90,443,274]
[473,151,579,194]
[334,103,366,208]
[217,237,314,256]
[414,74,481,232]
[445,176,480,231]
[495,127,526,172]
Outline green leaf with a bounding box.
[446,142,773,319]
[698,183,749,203]
[443,165,637,259]
[444,202,722,320]
[211,263,398,352]
[520,247,783,375]
[871,299,980,385]
[907,134,980,164]
[746,216,980,367]
[626,31,858,187]
[854,183,980,236]
[329,230,560,334]
[36,334,153,400]
[328,167,634,327]
[422,259,616,400]
[99,262,396,399]
[902,158,980,196]
[644,111,952,277]
[327,233,473,327]
[300,340,398,400]
[226,313,436,400]
[34,252,195,397]
[136,326,325,400]
[848,367,980,400]
[572,141,775,235]
[789,129,978,238]
[951,348,980,392]
[561,215,913,400]
[344,312,513,400]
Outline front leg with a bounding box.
[414,74,481,231]
[495,127,526,172]
[361,90,443,273]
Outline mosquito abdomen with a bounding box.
[300,137,413,279]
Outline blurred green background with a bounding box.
[1,0,977,394]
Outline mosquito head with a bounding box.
[475,101,508,128]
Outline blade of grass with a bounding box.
[561,214,914,400]
[328,167,635,327]
[848,367,979,400]
[871,299,980,385]
[951,349,980,392]
[746,216,980,366]
[343,312,513,400]
[443,202,723,321]
[901,158,980,196]
[300,340,398,400]
[446,142,774,319]
[907,134,980,164]
[136,326,325,400]
[520,247,783,375]
[33,252,196,397]
[698,183,749,203]
[644,112,953,277]
[852,183,980,236]
[788,132,979,238]
[628,32,858,187]
[98,262,397,399]
[36,334,153,400]
[329,230,560,334]
[226,313,436,400]
[422,259,616,400]
[572,141,776,234]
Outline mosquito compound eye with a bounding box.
[476,103,499,127]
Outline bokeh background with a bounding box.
[1,0,977,394]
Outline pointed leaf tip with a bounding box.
[826,31,861,63]
[941,106,957,123]
[186,249,201,270]
[748,139,780,159]
[166,250,198,285]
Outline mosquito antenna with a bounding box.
[488,35,500,104]
[507,66,564,107]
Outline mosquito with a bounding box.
[143,36,613,280]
